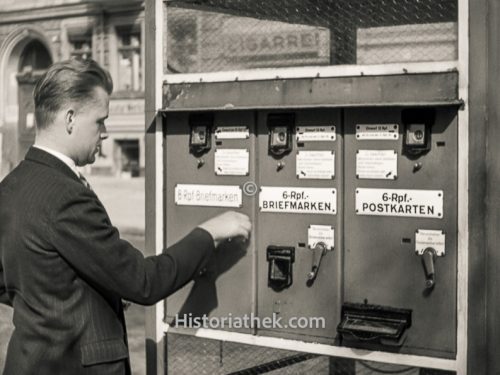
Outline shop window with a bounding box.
[19,40,52,72]
[67,27,92,60]
[115,139,140,178]
[116,25,142,92]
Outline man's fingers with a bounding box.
[198,211,252,245]
[241,221,252,238]
[237,215,252,239]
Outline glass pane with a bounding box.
[19,40,52,72]
[70,40,92,60]
[165,0,458,74]
[117,31,142,91]
[118,50,133,91]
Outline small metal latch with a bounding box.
[189,113,213,155]
[402,108,435,156]
[268,113,294,157]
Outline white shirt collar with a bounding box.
[33,145,80,177]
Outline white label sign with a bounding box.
[175,184,242,207]
[356,124,399,140]
[355,188,443,218]
[259,187,336,215]
[296,151,335,179]
[308,225,334,250]
[356,150,397,179]
[296,126,336,142]
[215,126,250,139]
[214,149,249,176]
[415,230,445,256]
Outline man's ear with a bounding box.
[64,109,76,134]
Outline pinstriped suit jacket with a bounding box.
[0,147,214,374]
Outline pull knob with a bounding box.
[307,242,327,285]
[422,247,436,289]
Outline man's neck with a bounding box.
[35,134,75,159]
[33,143,79,176]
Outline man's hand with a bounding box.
[198,211,252,248]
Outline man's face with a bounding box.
[71,86,109,166]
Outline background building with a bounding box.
[0,0,146,178]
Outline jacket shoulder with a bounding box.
[0,160,86,210]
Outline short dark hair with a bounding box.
[33,58,113,129]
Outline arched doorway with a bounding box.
[16,40,52,161]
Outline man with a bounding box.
[0,58,251,374]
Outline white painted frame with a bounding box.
[151,0,469,373]
[152,0,165,374]
[455,0,469,373]
[164,61,458,84]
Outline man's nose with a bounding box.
[100,132,108,140]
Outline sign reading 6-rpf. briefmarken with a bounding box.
[259,186,337,215]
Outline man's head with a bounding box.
[33,58,113,166]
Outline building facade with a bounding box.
[0,0,146,179]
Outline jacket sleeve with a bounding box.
[48,188,214,305]
[0,263,12,306]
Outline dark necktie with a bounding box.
[78,172,92,191]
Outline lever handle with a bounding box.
[422,247,436,289]
[307,242,327,284]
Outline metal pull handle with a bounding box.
[307,242,327,285]
[422,247,436,289]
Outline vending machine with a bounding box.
[145,0,497,373]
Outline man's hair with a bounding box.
[33,58,113,129]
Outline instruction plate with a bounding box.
[356,150,397,179]
[215,149,249,176]
[214,126,250,139]
[415,229,445,256]
[296,126,336,142]
[175,184,242,207]
[356,124,399,140]
[296,151,335,179]
[355,188,443,218]
[308,225,334,250]
[260,187,336,215]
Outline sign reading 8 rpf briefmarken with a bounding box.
[175,184,242,208]
[355,188,443,219]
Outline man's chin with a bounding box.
[76,156,96,167]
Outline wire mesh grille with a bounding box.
[165,0,458,74]
[165,333,456,375]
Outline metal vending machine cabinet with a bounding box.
[161,103,457,365]
[144,0,497,374]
